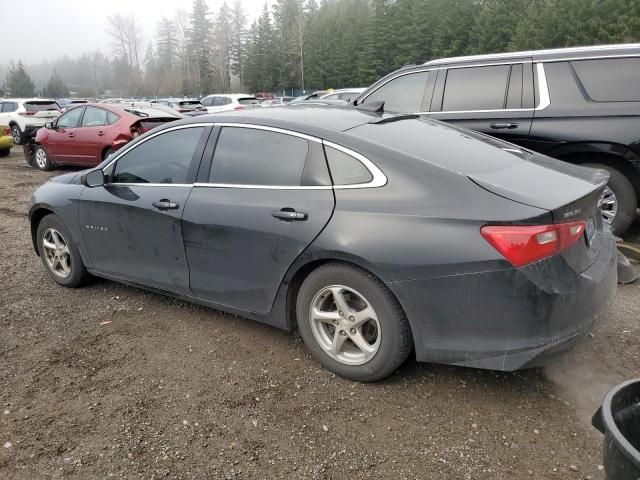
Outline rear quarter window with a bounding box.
[571,58,640,102]
[443,65,510,111]
[325,146,372,185]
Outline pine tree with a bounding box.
[188,0,213,95]
[230,0,247,86]
[44,70,69,98]
[5,61,35,97]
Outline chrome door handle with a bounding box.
[272,209,308,221]
[152,200,179,210]
[490,123,519,130]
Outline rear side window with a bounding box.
[25,102,59,112]
[363,71,430,113]
[112,127,204,184]
[81,107,108,127]
[106,111,119,124]
[238,97,259,105]
[443,65,510,111]
[571,58,640,102]
[210,127,309,186]
[325,146,372,185]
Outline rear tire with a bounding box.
[296,263,412,382]
[36,214,90,288]
[10,125,23,145]
[0,148,9,158]
[585,163,637,236]
[34,145,54,171]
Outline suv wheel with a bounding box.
[585,163,637,236]
[11,125,23,145]
[296,263,412,382]
[34,146,54,171]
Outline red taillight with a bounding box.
[2,127,10,135]
[19,111,36,116]
[177,108,190,113]
[234,106,245,110]
[480,221,587,267]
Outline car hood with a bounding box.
[48,171,83,185]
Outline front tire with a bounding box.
[11,125,23,145]
[34,145,54,171]
[296,263,412,382]
[36,214,89,288]
[585,163,637,236]
[0,148,9,157]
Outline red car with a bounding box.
[31,103,178,170]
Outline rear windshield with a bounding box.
[571,58,640,102]
[178,101,203,109]
[137,119,175,130]
[238,97,260,105]
[25,101,59,112]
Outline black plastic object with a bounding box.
[592,378,640,479]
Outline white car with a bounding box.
[0,98,61,145]
[319,88,366,102]
[200,94,261,114]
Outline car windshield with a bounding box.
[238,97,260,105]
[25,101,59,112]
[178,101,203,109]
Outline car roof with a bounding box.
[2,98,57,103]
[71,102,179,119]
[423,43,640,66]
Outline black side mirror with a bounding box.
[82,169,105,188]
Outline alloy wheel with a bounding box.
[11,127,20,144]
[35,148,48,169]
[42,228,72,279]
[600,185,618,225]
[309,285,381,365]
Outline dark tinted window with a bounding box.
[238,97,259,105]
[57,108,84,128]
[325,145,372,185]
[25,101,59,112]
[81,107,108,127]
[506,64,523,109]
[211,127,308,186]
[363,71,430,113]
[112,127,204,184]
[572,58,640,102]
[443,65,510,111]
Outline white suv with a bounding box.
[200,94,261,114]
[0,99,61,144]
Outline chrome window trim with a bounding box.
[535,63,551,110]
[322,140,387,189]
[193,183,331,190]
[541,53,640,63]
[103,183,193,188]
[356,68,435,105]
[214,122,322,143]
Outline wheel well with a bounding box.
[557,151,640,200]
[101,145,112,160]
[285,259,409,335]
[30,208,54,255]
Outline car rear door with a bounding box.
[182,124,335,314]
[428,61,534,144]
[73,106,111,165]
[45,107,84,163]
[78,124,210,294]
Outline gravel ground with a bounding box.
[0,149,639,480]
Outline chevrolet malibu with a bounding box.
[29,106,617,382]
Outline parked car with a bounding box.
[260,97,295,107]
[289,91,329,103]
[320,88,366,102]
[0,98,61,145]
[57,99,89,111]
[0,124,13,157]
[355,43,640,235]
[29,106,616,382]
[254,92,275,101]
[150,98,207,115]
[200,94,261,113]
[31,103,178,170]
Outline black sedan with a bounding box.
[29,106,617,382]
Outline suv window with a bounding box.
[112,127,204,184]
[442,65,510,111]
[325,146,372,185]
[81,107,108,127]
[25,101,59,112]
[201,97,213,107]
[1,102,17,113]
[210,127,309,186]
[571,58,640,102]
[363,71,430,113]
[57,108,84,128]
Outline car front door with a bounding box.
[46,107,85,163]
[428,62,534,145]
[182,125,335,314]
[78,124,210,294]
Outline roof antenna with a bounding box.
[355,101,385,114]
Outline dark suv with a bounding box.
[355,44,640,235]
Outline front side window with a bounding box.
[210,127,309,186]
[442,65,510,111]
[111,127,204,184]
[2,102,17,113]
[325,145,372,185]
[81,107,108,127]
[201,97,213,107]
[571,58,640,102]
[362,71,430,113]
[57,108,84,128]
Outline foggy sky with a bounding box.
[0,0,270,65]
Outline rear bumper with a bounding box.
[389,230,617,371]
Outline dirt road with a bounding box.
[1,150,639,479]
